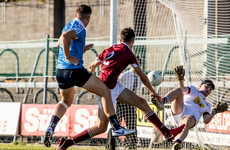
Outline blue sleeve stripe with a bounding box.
[74,27,84,34]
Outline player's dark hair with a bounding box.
[120,27,135,43]
[76,5,92,19]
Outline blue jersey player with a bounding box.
[43,5,135,148]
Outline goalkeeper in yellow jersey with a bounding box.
[157,65,228,150]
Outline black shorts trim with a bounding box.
[56,68,92,89]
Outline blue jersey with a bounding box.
[57,18,86,69]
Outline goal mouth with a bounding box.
[0,0,229,149]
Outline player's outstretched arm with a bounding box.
[212,102,228,115]
[134,66,161,102]
[174,65,185,81]
[174,65,189,94]
[203,102,228,124]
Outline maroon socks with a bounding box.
[146,110,169,135]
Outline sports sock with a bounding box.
[108,114,120,130]
[162,96,169,104]
[64,129,92,147]
[48,115,60,132]
[146,110,169,136]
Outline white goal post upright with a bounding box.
[110,0,118,113]
[110,0,117,46]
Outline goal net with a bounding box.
[0,0,229,149]
[116,0,230,149]
[157,0,230,149]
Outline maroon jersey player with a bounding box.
[97,43,138,89]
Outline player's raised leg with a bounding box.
[82,74,136,136]
[82,74,115,117]
[117,88,185,141]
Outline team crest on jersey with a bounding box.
[193,97,204,107]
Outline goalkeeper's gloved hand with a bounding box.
[174,65,185,81]
[212,102,228,115]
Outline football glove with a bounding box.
[151,97,164,110]
[212,102,228,115]
[174,65,185,81]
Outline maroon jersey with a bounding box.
[97,43,139,89]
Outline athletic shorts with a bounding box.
[172,104,198,125]
[97,81,126,109]
[56,68,92,89]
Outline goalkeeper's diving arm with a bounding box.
[203,102,228,124]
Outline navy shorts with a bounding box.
[56,68,92,89]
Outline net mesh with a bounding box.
[165,0,230,149]
[0,0,230,149]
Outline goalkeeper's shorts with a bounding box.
[172,104,198,126]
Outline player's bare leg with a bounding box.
[56,107,135,149]
[90,108,109,135]
[151,87,184,112]
[171,116,196,150]
[164,88,195,150]
[179,116,196,141]
[165,88,184,115]
[56,108,108,150]
[82,74,136,136]
[117,88,185,141]
[171,116,195,150]
[82,74,115,117]
[54,88,75,118]
[44,87,74,147]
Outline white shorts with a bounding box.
[97,81,126,109]
[172,104,198,125]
